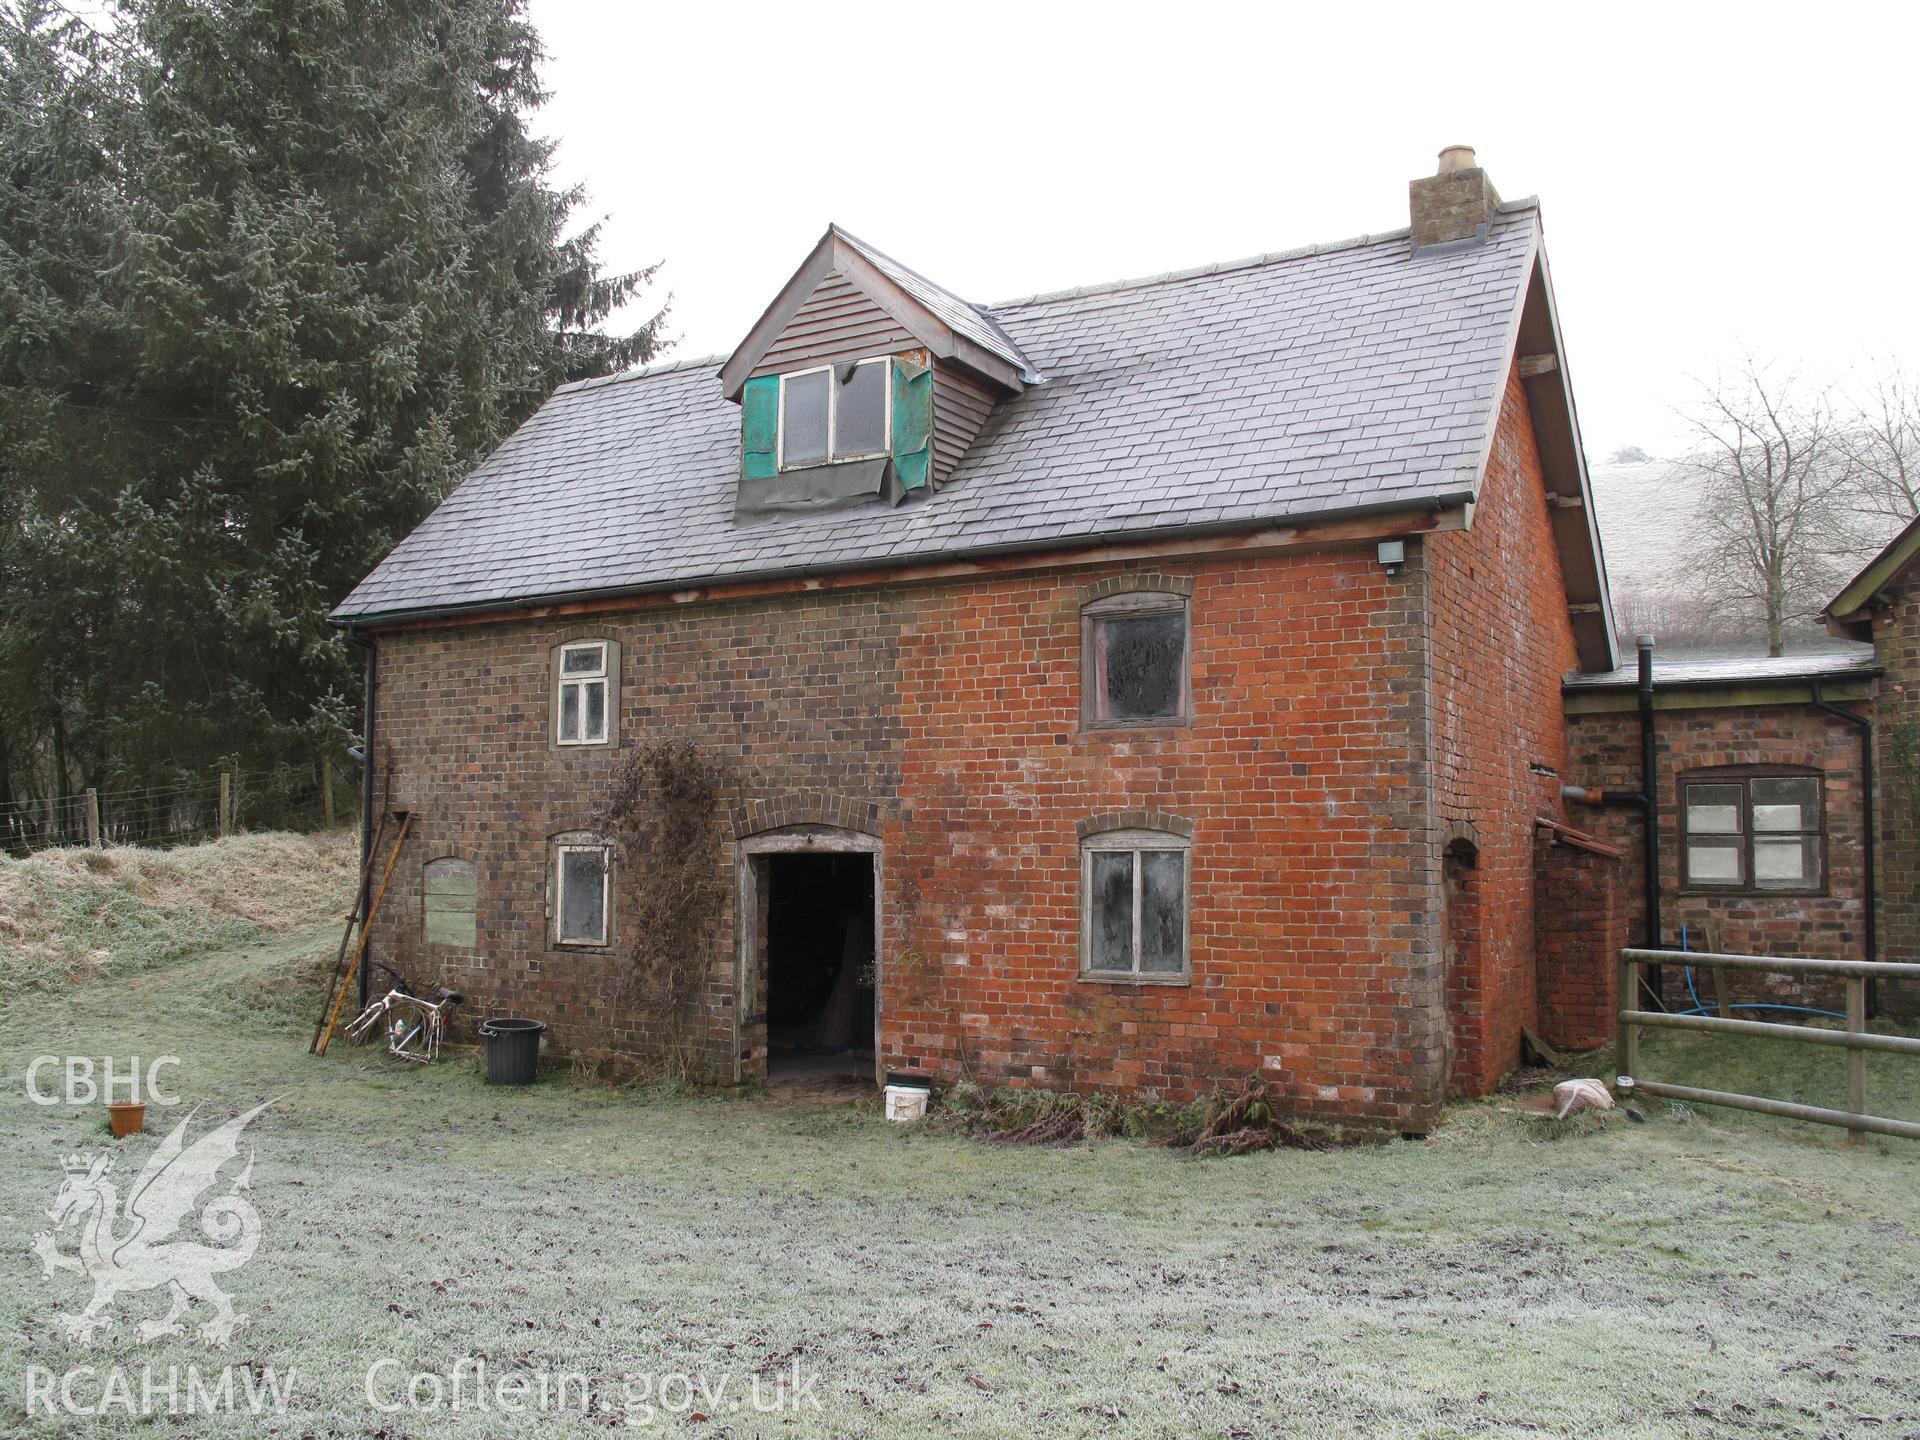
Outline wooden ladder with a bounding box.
[310,811,412,1057]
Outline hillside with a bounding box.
[0,830,356,1003]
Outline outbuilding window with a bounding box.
[550,837,611,947]
[553,640,614,747]
[1681,768,1824,893]
[1081,828,1190,981]
[778,359,891,469]
[1082,592,1191,727]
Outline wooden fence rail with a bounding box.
[1616,947,1920,1144]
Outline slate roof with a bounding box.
[1561,649,1880,691]
[832,226,1041,384]
[334,205,1544,623]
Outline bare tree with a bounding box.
[1839,365,1920,522]
[1678,360,1858,656]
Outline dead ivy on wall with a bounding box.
[592,739,732,1045]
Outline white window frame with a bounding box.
[554,641,609,746]
[776,358,893,470]
[551,840,611,948]
[1080,828,1192,983]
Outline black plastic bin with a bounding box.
[479,1018,546,1085]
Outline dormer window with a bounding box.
[778,359,891,469]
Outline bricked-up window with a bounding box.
[1082,829,1190,980]
[778,359,891,469]
[422,857,477,948]
[1082,592,1191,727]
[550,837,611,947]
[553,640,613,747]
[1681,769,1824,893]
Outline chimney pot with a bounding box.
[1409,144,1500,251]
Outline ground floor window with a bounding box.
[551,836,611,946]
[1681,768,1823,894]
[1081,828,1190,980]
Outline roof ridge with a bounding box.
[985,202,1542,313]
[554,352,722,395]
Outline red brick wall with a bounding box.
[1424,365,1580,1093]
[881,554,1440,1126]
[1533,837,1626,1050]
[363,547,1453,1128]
[1564,700,1870,1006]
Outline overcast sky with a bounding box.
[526,1,1917,462]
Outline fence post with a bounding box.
[85,788,100,848]
[218,771,232,838]
[1615,952,1639,1088]
[1846,974,1866,1146]
[321,756,335,830]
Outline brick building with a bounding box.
[1827,518,1920,1016]
[1561,652,1877,1015]
[333,149,1626,1131]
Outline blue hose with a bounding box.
[1679,950,1846,1022]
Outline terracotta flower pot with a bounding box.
[106,1102,146,1139]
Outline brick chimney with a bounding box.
[1409,145,1500,250]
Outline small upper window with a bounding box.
[1082,828,1191,981]
[1682,770,1823,893]
[1083,592,1191,727]
[555,641,610,746]
[778,359,891,469]
[552,839,611,947]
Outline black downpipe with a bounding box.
[343,625,378,1011]
[1812,680,1877,1018]
[1638,634,1663,1002]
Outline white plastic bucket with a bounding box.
[883,1084,929,1123]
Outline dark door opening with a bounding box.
[765,853,875,1087]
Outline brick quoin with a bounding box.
[1868,571,1920,1017]
[1426,365,1581,1094]
[360,359,1584,1132]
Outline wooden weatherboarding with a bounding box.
[1615,947,1920,1143]
[309,812,412,1057]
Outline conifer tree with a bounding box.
[0,0,662,824]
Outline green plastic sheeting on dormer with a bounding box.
[891,356,932,492]
[741,374,779,481]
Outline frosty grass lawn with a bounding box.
[1,834,1917,1438]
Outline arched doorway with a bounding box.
[1442,834,1480,1097]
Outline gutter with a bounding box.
[326,490,1479,632]
[1812,680,1878,1018]
[340,623,378,1011]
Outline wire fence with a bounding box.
[0,760,358,857]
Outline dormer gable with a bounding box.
[722,226,1037,518]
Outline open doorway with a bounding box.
[764,852,876,1090]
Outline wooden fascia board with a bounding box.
[354,502,1470,636]
[1564,679,1875,715]
[829,242,1024,393]
[1489,230,1619,674]
[719,233,841,401]
[1826,513,1920,625]
[719,231,1022,401]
